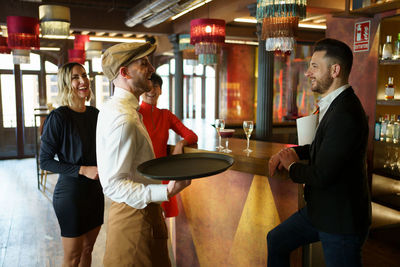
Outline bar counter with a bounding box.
[167,119,301,267]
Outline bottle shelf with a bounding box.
[353,1,400,16]
[379,59,400,65]
[377,99,400,106]
[373,168,400,181]
[334,1,400,17]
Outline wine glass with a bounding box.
[243,120,254,153]
[215,119,225,151]
[220,129,235,153]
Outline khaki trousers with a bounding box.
[103,202,171,267]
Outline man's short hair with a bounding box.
[150,73,163,88]
[313,38,353,78]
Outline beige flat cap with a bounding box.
[102,42,156,81]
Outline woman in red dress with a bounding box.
[139,73,198,217]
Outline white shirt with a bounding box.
[318,84,350,123]
[96,87,168,209]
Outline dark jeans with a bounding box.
[266,208,368,267]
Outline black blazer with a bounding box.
[290,87,371,235]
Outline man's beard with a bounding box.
[311,74,333,95]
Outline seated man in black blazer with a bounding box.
[268,38,371,267]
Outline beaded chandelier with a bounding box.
[190,18,225,65]
[256,0,306,54]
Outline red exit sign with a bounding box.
[354,20,371,52]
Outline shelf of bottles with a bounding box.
[374,113,400,179]
[352,0,400,15]
[379,59,400,65]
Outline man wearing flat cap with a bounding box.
[96,42,191,266]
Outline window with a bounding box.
[92,57,103,72]
[22,75,40,127]
[157,59,216,120]
[46,74,58,107]
[205,66,216,121]
[20,53,41,71]
[45,61,58,73]
[0,54,14,70]
[156,64,170,110]
[1,74,16,128]
[95,75,110,108]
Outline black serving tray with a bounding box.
[137,152,234,180]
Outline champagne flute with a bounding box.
[243,120,254,153]
[215,119,225,150]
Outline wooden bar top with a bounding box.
[168,119,295,177]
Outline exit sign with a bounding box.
[354,21,371,52]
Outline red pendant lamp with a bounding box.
[0,37,11,54]
[190,18,225,65]
[6,16,40,50]
[7,16,40,64]
[74,34,90,50]
[68,49,85,64]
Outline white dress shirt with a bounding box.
[96,87,168,209]
[317,84,350,123]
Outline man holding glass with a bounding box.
[267,38,371,266]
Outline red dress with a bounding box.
[139,102,198,217]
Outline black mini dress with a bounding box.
[40,106,104,237]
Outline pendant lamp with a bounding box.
[256,0,306,54]
[179,34,198,65]
[68,49,85,64]
[7,16,40,64]
[0,37,11,54]
[85,41,102,60]
[190,18,225,65]
[179,34,194,51]
[74,35,90,50]
[39,5,70,38]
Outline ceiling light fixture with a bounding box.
[225,39,258,46]
[233,18,257,24]
[171,0,212,20]
[7,16,40,64]
[89,36,145,43]
[38,47,60,51]
[0,37,11,54]
[85,41,102,59]
[298,23,326,29]
[190,18,225,65]
[256,0,307,54]
[39,5,70,39]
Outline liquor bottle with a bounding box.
[393,115,400,144]
[380,114,389,141]
[375,117,382,141]
[393,33,400,60]
[385,114,395,142]
[382,35,393,60]
[385,77,395,100]
[362,0,371,7]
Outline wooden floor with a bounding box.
[0,159,108,267]
[0,158,399,267]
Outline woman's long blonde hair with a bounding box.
[57,62,94,106]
